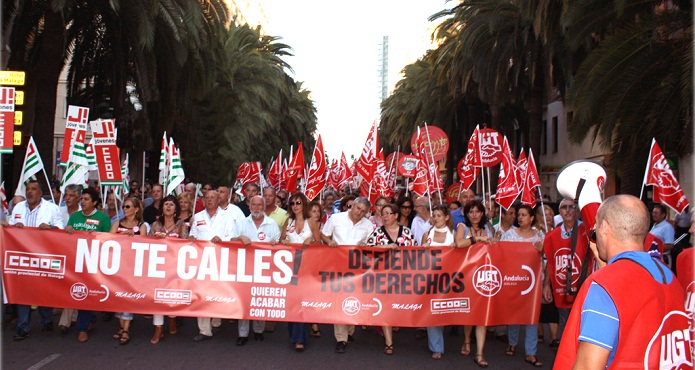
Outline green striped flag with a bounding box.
[165,137,185,195]
[59,129,90,193]
[85,140,98,171]
[14,137,45,197]
[158,132,168,186]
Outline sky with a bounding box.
[258,1,448,162]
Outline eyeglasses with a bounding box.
[560,205,577,210]
[290,201,302,206]
[382,212,394,216]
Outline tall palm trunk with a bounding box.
[12,8,65,184]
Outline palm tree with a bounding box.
[563,0,692,195]
[430,0,549,158]
[183,23,317,185]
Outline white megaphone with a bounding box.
[556,160,607,232]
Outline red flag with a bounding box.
[338,152,352,190]
[267,150,285,190]
[234,162,262,193]
[374,150,392,198]
[355,121,379,183]
[516,149,527,192]
[521,149,540,207]
[305,135,326,200]
[0,181,8,217]
[495,136,520,210]
[415,127,444,195]
[457,125,482,190]
[644,139,689,213]
[285,143,305,194]
[409,157,428,197]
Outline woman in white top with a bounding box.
[500,204,544,367]
[109,197,146,345]
[454,200,494,368]
[419,205,455,360]
[281,193,321,351]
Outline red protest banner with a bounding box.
[90,119,123,185]
[1,228,541,326]
[60,106,89,166]
[0,87,15,154]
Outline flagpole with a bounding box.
[41,165,55,204]
[141,151,146,203]
[538,187,548,233]
[639,138,655,200]
[394,146,400,191]
[478,129,486,206]
[486,167,492,208]
[423,123,443,205]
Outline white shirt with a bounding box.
[10,199,64,229]
[411,215,431,246]
[189,207,236,241]
[220,203,245,226]
[234,215,281,242]
[60,204,81,226]
[322,211,374,245]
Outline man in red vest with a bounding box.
[554,195,691,369]
[543,198,592,342]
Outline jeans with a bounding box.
[288,322,308,344]
[427,326,444,353]
[238,320,265,337]
[508,324,538,356]
[558,307,571,339]
[16,305,53,333]
[76,310,95,333]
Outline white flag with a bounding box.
[166,137,185,196]
[158,132,168,186]
[15,137,45,197]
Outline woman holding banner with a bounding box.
[148,195,189,344]
[109,197,147,345]
[454,200,494,368]
[500,204,544,367]
[281,192,321,351]
[366,203,415,355]
[420,205,455,360]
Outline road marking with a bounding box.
[25,354,61,370]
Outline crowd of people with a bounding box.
[2,179,692,368]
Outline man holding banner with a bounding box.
[65,187,111,342]
[2,180,63,340]
[231,195,281,345]
[320,197,374,353]
[189,189,238,342]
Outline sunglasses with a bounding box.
[277,196,287,202]
[347,204,353,209]
[290,201,302,206]
[401,205,413,209]
[123,205,133,209]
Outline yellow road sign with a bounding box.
[0,71,25,86]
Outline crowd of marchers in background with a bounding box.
[2,180,691,369]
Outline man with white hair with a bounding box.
[231,195,281,345]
